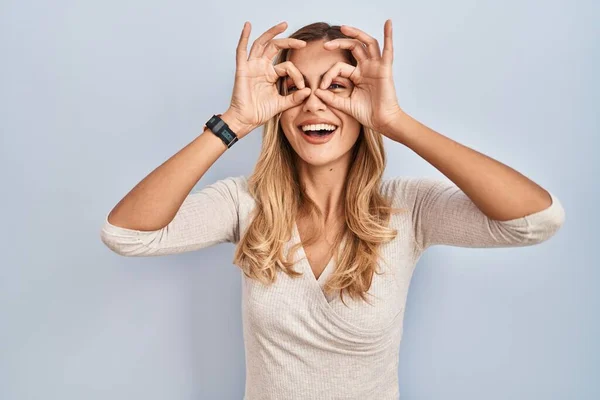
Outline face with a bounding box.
[279,39,362,169]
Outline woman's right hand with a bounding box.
[223,21,312,138]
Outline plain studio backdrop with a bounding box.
[1,0,598,399]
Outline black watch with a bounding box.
[204,114,239,148]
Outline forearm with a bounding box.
[107,111,249,231]
[385,111,552,221]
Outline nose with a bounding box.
[302,89,327,113]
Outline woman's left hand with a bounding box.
[314,20,404,134]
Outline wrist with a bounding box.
[220,110,254,138]
[385,108,414,144]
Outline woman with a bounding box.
[100,20,565,400]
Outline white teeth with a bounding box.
[300,123,337,132]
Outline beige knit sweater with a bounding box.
[100,175,565,399]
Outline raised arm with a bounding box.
[100,111,251,257]
[104,114,250,233]
[396,176,565,251]
[100,21,312,256]
[101,175,246,256]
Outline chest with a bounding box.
[295,218,342,281]
[241,262,410,346]
[300,236,336,281]
[242,230,416,337]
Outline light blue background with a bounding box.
[1,0,598,399]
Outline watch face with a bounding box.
[222,129,235,142]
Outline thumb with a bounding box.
[280,87,311,111]
[313,89,350,114]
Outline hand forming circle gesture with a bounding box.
[313,20,404,134]
[226,21,312,137]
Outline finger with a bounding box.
[236,21,251,66]
[248,21,288,60]
[274,61,306,91]
[340,25,381,59]
[313,88,352,115]
[262,38,307,62]
[382,19,394,65]
[323,39,368,63]
[319,61,357,90]
[279,87,311,112]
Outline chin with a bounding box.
[295,150,350,168]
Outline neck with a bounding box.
[295,155,350,222]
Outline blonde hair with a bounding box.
[232,22,407,305]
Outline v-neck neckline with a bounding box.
[292,221,336,288]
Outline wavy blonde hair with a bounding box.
[233,22,407,305]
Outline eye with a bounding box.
[287,83,345,91]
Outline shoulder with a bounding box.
[230,175,252,203]
[215,175,255,214]
[219,174,249,195]
[198,174,248,193]
[190,175,254,209]
[380,175,424,207]
[381,175,453,204]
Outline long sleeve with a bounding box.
[100,175,245,256]
[397,176,566,251]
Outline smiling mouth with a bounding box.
[297,126,338,137]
